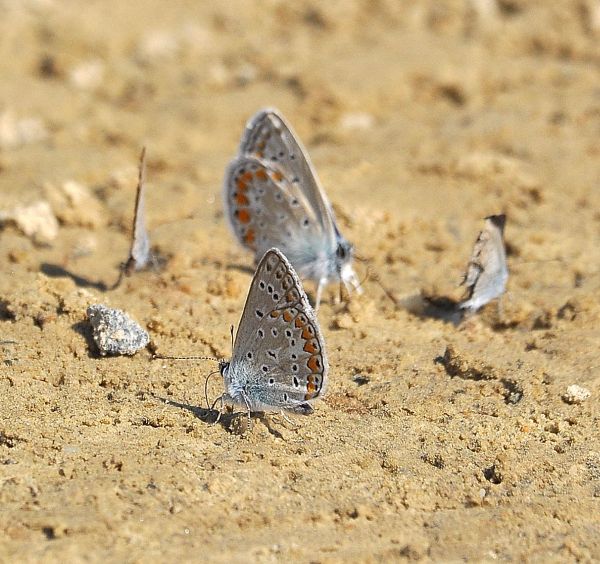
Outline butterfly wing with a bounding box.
[227,248,328,413]
[223,156,334,280]
[460,215,508,311]
[239,108,338,243]
[126,147,151,272]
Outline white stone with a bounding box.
[563,384,591,405]
[0,200,59,243]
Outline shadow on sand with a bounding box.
[150,394,285,438]
[41,263,108,292]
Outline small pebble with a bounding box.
[0,200,59,243]
[339,112,375,131]
[69,59,105,91]
[87,304,149,356]
[563,384,591,405]
[0,109,47,149]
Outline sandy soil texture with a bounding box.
[1,1,599,561]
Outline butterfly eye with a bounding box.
[336,244,347,260]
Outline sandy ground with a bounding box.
[1,1,599,561]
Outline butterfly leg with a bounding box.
[496,297,505,323]
[315,277,327,311]
[210,394,226,425]
[241,390,253,430]
[109,266,126,291]
[279,410,298,428]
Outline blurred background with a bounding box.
[1,0,599,286]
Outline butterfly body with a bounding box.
[224,109,361,308]
[460,214,508,312]
[219,248,328,416]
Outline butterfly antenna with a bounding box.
[230,325,235,352]
[355,255,399,306]
[510,257,564,266]
[152,354,218,362]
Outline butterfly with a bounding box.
[223,108,362,309]
[459,214,508,312]
[112,148,152,289]
[218,247,328,417]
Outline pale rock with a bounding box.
[87,304,149,356]
[0,109,47,149]
[563,385,591,405]
[0,200,58,243]
[69,59,105,91]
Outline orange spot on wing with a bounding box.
[283,310,293,322]
[301,327,313,340]
[271,170,284,182]
[244,229,255,246]
[237,180,248,192]
[236,193,249,206]
[295,317,306,328]
[307,356,320,372]
[305,375,317,399]
[255,169,268,181]
[241,171,253,183]
[270,310,280,319]
[304,341,317,354]
[238,209,251,223]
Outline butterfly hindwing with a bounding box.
[228,248,328,412]
[224,156,332,272]
[461,215,508,311]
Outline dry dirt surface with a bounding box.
[1,1,599,562]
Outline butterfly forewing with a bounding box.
[231,248,328,410]
[127,147,151,271]
[239,109,337,240]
